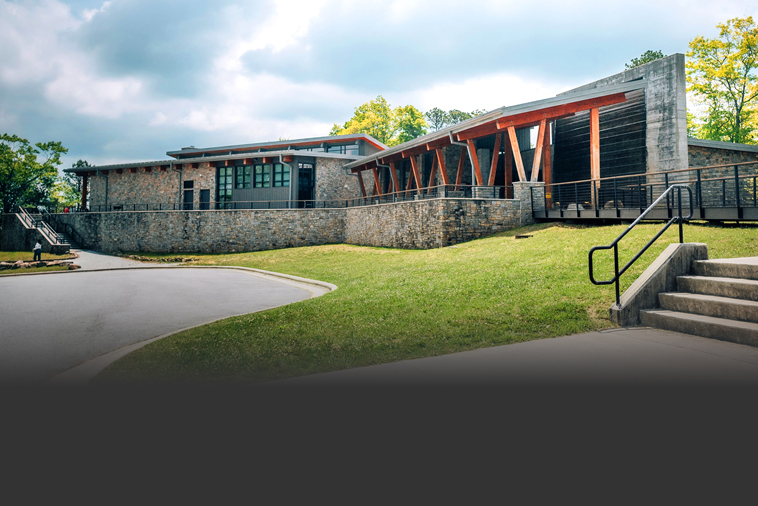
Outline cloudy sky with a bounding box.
[1,0,755,169]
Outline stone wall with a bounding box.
[344,198,522,249]
[315,158,359,201]
[55,208,346,254]
[688,144,758,168]
[36,194,533,254]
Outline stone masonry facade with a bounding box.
[45,188,540,254]
[315,157,360,201]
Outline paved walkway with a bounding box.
[71,249,161,269]
[0,265,324,385]
[271,327,758,386]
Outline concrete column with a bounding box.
[513,181,544,226]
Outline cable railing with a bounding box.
[47,185,515,213]
[588,184,694,306]
[532,161,758,219]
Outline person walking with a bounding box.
[33,240,42,262]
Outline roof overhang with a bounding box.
[63,151,362,175]
[346,79,647,171]
[165,133,387,159]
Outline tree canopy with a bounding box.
[53,160,88,207]
[424,108,487,132]
[330,96,428,147]
[686,16,758,144]
[625,50,664,69]
[0,133,67,213]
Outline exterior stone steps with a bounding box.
[640,310,758,348]
[677,275,758,302]
[693,258,758,281]
[658,292,758,324]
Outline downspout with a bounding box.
[171,162,182,210]
[376,162,392,199]
[279,154,293,209]
[448,131,476,187]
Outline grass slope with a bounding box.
[95,222,757,384]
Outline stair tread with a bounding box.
[659,292,758,308]
[677,275,758,286]
[641,309,758,331]
[694,257,758,266]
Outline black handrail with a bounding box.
[589,184,693,306]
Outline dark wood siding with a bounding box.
[552,89,646,183]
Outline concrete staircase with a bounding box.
[640,258,758,347]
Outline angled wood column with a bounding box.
[455,147,466,190]
[409,155,422,190]
[466,139,483,185]
[543,121,553,208]
[488,133,502,186]
[506,126,527,181]
[531,118,547,182]
[504,137,513,198]
[389,162,399,194]
[372,167,382,196]
[406,161,414,191]
[427,156,439,194]
[590,107,600,208]
[435,148,450,185]
[357,171,367,197]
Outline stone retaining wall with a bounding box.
[5,193,536,254]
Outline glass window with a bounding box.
[273,163,290,187]
[254,164,271,188]
[236,165,251,189]
[217,167,233,208]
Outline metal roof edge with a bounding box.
[688,137,758,154]
[63,151,364,173]
[165,133,386,157]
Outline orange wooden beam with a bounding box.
[466,140,483,186]
[406,162,414,191]
[497,93,625,132]
[531,118,547,182]
[409,155,422,189]
[506,126,527,182]
[372,167,383,197]
[357,171,367,197]
[455,147,465,190]
[402,145,431,159]
[435,148,450,185]
[426,137,452,151]
[389,162,399,194]
[427,156,438,194]
[590,107,600,180]
[487,133,502,186]
[504,137,513,198]
[543,121,552,208]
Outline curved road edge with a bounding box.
[44,266,337,386]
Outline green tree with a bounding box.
[330,96,427,146]
[0,133,67,213]
[53,160,88,207]
[394,105,428,144]
[686,16,758,144]
[424,107,449,131]
[625,50,665,69]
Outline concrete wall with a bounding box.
[559,53,688,176]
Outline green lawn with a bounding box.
[0,251,75,262]
[95,221,758,385]
[0,265,70,276]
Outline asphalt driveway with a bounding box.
[0,267,315,384]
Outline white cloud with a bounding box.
[81,0,111,22]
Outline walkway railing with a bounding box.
[18,207,64,245]
[588,184,693,306]
[533,161,758,220]
[46,184,514,213]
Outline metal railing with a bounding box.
[41,209,84,247]
[588,184,693,306]
[533,161,758,219]
[18,207,64,245]
[50,185,515,213]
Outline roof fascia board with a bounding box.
[688,137,758,154]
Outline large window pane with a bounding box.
[273,163,290,187]
[254,164,271,188]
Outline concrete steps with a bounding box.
[640,256,758,347]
